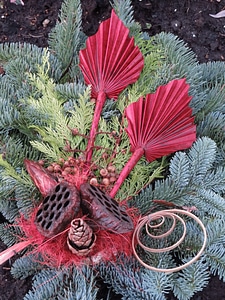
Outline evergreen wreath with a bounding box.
[0,0,225,299]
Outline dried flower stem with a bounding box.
[110,147,144,197]
[0,241,31,265]
[86,91,106,162]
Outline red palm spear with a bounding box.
[110,79,196,198]
[24,159,58,197]
[79,9,144,162]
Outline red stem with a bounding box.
[110,147,144,198]
[0,241,31,265]
[86,91,106,162]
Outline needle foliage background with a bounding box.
[1,0,225,299]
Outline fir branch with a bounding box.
[205,245,225,281]
[203,165,225,194]
[111,0,134,28]
[0,42,42,62]
[197,112,225,153]
[0,154,38,220]
[24,266,98,300]
[48,0,84,81]
[4,136,42,168]
[204,216,225,246]
[57,266,98,300]
[172,258,210,300]
[56,82,87,107]
[169,151,191,189]
[111,0,142,39]
[187,137,217,185]
[0,197,19,223]
[186,188,225,217]
[0,43,61,82]
[200,84,225,116]
[0,223,22,247]
[0,155,31,186]
[0,97,20,134]
[11,253,45,280]
[133,137,222,214]
[98,256,172,299]
[204,218,225,281]
[196,61,225,87]
[155,32,198,73]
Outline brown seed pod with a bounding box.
[35,182,81,238]
[67,218,96,256]
[80,183,134,233]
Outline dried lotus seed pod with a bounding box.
[35,182,81,238]
[80,183,134,233]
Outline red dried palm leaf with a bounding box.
[79,9,144,162]
[110,79,196,197]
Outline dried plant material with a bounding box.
[110,79,196,197]
[35,183,81,238]
[0,241,30,265]
[132,209,207,273]
[67,218,96,256]
[79,9,144,161]
[209,10,225,18]
[24,159,58,197]
[80,183,134,233]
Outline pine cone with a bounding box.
[67,218,96,256]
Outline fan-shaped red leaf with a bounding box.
[79,9,144,162]
[79,9,144,99]
[110,79,196,197]
[125,78,196,162]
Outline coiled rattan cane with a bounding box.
[132,209,207,273]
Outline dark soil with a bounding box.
[1,0,225,299]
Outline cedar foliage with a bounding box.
[0,0,225,299]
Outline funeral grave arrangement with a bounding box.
[0,0,225,299]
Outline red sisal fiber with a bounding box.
[17,207,138,268]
